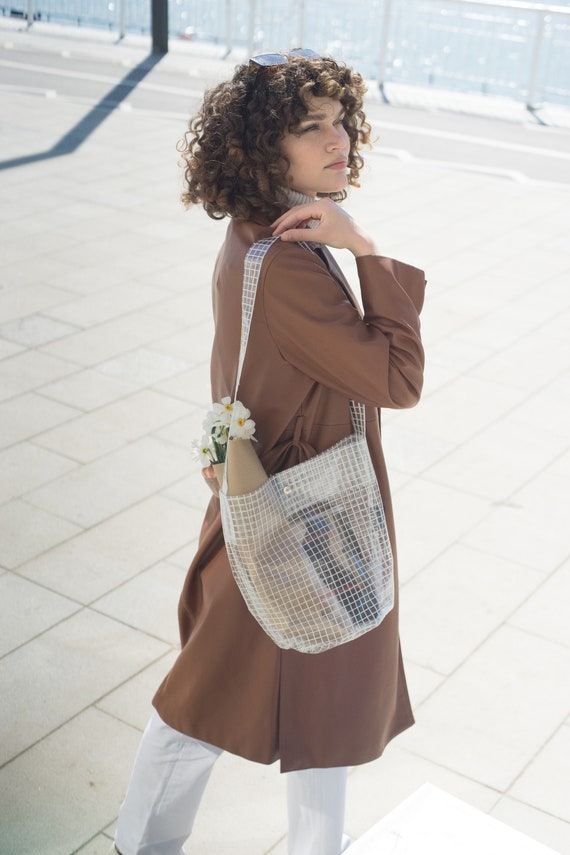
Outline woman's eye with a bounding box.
[300,124,319,133]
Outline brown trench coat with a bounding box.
[154,217,426,772]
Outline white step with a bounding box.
[348,783,560,855]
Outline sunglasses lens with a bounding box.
[248,49,320,87]
[250,53,288,68]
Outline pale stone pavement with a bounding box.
[0,21,569,855]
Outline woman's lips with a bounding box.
[326,160,348,170]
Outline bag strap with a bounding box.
[232,237,366,440]
[234,237,280,395]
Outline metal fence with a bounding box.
[4,0,570,108]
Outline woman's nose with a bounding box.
[326,125,348,149]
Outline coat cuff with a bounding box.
[356,255,426,314]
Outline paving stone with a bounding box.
[401,660,446,708]
[0,277,75,314]
[509,559,570,648]
[40,310,183,367]
[16,494,200,603]
[74,833,116,855]
[0,392,81,449]
[96,649,179,732]
[472,329,570,393]
[338,748,502,847]
[153,410,202,449]
[92,561,186,645]
[152,362,214,408]
[40,367,137,411]
[463,468,569,574]
[0,440,78,503]
[381,417,454,476]
[0,499,81,570]
[34,389,192,462]
[400,374,527,450]
[146,321,215,365]
[160,466,215,512]
[423,415,569,501]
[400,544,542,675]
[45,280,165,328]
[0,348,78,401]
[509,724,570,823]
[0,609,168,766]
[24,436,193,527]
[0,707,142,855]
[0,337,24,360]
[491,796,570,855]
[0,313,79,347]
[399,625,570,791]
[0,572,80,657]
[392,478,491,582]
[95,347,191,388]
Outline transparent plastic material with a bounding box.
[219,238,394,653]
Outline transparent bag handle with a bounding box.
[224,238,366,490]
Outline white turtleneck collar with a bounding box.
[280,189,323,239]
[284,188,317,209]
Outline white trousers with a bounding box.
[115,711,350,855]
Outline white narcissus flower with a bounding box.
[230,401,257,440]
[192,436,213,468]
[194,398,257,467]
[212,396,233,428]
[202,411,216,434]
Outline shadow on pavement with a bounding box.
[0,52,163,171]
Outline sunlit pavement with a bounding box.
[0,21,569,855]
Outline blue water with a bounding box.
[4,0,570,106]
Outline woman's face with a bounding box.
[280,96,350,197]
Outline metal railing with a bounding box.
[5,0,570,109]
[375,0,570,110]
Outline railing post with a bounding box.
[152,0,169,54]
[248,0,256,56]
[378,0,394,102]
[118,0,126,40]
[224,0,232,58]
[26,0,34,28]
[527,10,547,111]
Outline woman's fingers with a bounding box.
[272,198,332,233]
[272,198,376,257]
[272,212,320,235]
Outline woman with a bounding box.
[114,50,425,855]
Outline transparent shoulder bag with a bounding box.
[220,238,394,654]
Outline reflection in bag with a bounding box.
[219,238,394,654]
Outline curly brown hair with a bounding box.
[178,53,371,221]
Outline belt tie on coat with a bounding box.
[264,414,317,473]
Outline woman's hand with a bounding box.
[202,464,220,498]
[272,198,377,257]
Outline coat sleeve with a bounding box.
[260,244,426,409]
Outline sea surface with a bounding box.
[3,0,570,106]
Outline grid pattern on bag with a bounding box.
[221,432,394,653]
[220,237,394,653]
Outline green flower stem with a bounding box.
[212,437,227,464]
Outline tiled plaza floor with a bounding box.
[1,22,569,855]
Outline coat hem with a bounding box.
[151,699,414,774]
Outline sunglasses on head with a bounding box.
[248,49,320,84]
